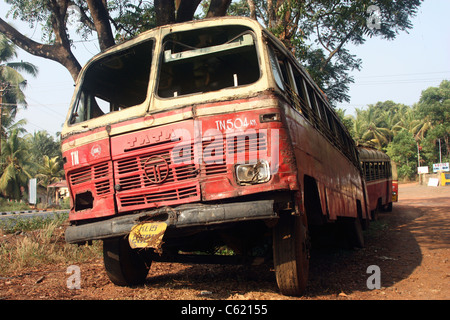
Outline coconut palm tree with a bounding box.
[0,34,38,135]
[35,155,65,206]
[357,107,391,149]
[0,129,34,200]
[350,108,369,146]
[393,105,432,142]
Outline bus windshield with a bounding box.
[69,39,154,125]
[157,26,260,98]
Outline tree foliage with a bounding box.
[0,129,33,199]
[35,154,65,204]
[0,33,38,129]
[0,36,63,201]
[227,0,421,104]
[341,80,450,180]
[0,0,422,102]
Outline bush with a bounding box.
[398,164,415,181]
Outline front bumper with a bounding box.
[65,199,276,244]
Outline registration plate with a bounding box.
[128,221,167,249]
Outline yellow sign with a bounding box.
[128,221,167,249]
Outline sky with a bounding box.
[1,0,450,137]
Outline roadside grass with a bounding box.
[0,214,102,276]
[0,199,30,212]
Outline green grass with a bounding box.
[0,212,68,234]
[0,213,102,276]
[0,199,30,212]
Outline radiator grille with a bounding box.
[69,161,113,196]
[114,143,200,211]
[118,185,199,208]
[202,131,267,175]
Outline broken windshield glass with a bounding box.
[157,26,260,98]
[69,39,154,125]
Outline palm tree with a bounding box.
[393,105,432,142]
[358,107,391,149]
[0,129,34,200]
[0,34,38,136]
[35,155,65,206]
[350,108,368,146]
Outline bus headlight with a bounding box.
[235,160,271,185]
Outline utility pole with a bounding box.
[417,142,421,167]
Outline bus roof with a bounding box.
[78,16,264,74]
[358,147,391,162]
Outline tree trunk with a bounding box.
[176,0,202,22]
[206,0,232,18]
[86,0,115,51]
[154,0,175,26]
[1,0,233,81]
[0,18,81,82]
[247,0,257,19]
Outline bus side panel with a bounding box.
[283,105,364,222]
[366,182,379,212]
[366,179,391,212]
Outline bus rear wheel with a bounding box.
[103,236,151,286]
[273,213,310,296]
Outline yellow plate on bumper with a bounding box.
[128,221,167,249]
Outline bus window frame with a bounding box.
[67,37,156,128]
[156,28,262,100]
[268,46,286,91]
[290,64,312,120]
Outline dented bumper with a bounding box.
[65,199,276,244]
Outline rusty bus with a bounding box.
[358,147,398,219]
[62,17,370,296]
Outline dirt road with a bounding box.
[1,183,449,301]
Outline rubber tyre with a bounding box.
[343,217,365,249]
[384,202,393,212]
[103,236,151,286]
[273,213,310,296]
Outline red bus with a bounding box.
[62,17,370,296]
[358,147,398,218]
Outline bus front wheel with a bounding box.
[273,213,310,296]
[103,236,151,286]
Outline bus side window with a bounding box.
[306,86,320,119]
[315,94,328,124]
[268,46,285,90]
[376,162,381,180]
[364,161,370,180]
[291,67,311,120]
[271,47,294,91]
